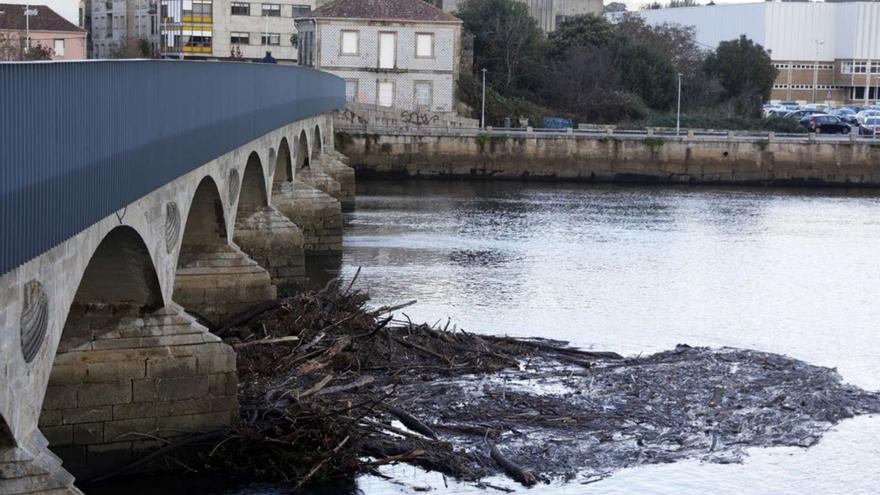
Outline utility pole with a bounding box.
[23,1,37,56]
[676,73,682,136]
[812,40,824,104]
[480,68,487,129]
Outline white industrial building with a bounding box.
[618,1,880,105]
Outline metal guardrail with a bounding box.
[0,60,345,276]
[336,123,879,143]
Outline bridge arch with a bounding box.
[240,152,269,210]
[178,176,228,257]
[41,226,163,469]
[274,139,293,183]
[65,226,164,312]
[0,414,14,448]
[296,129,310,169]
[313,124,323,157]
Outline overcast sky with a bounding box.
[6,0,762,28]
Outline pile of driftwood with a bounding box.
[89,275,880,491]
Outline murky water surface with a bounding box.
[93,180,880,494]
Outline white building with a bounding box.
[90,0,159,57]
[159,0,313,61]
[441,0,602,33]
[295,0,462,113]
[617,1,880,105]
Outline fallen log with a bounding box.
[488,442,538,487]
[389,406,439,440]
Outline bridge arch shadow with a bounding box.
[240,152,269,210]
[296,129,310,169]
[40,225,163,474]
[274,139,292,184]
[314,125,323,157]
[177,176,228,261]
[0,413,14,448]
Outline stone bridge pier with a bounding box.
[0,61,351,494]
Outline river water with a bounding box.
[92,179,880,494]
[328,180,880,495]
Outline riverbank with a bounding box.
[336,128,880,186]
[81,280,880,492]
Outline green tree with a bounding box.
[703,35,777,116]
[615,41,677,110]
[454,0,545,90]
[23,42,53,60]
[547,14,616,58]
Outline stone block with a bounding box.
[132,378,158,402]
[63,406,112,424]
[103,418,158,442]
[73,422,104,445]
[77,382,132,407]
[42,386,77,410]
[48,364,88,385]
[42,425,73,445]
[146,356,199,378]
[39,409,63,427]
[196,350,236,374]
[113,402,158,420]
[85,361,147,381]
[157,375,210,401]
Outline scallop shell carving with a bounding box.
[165,201,181,253]
[20,280,49,363]
[228,169,241,205]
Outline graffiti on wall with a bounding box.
[400,111,439,126]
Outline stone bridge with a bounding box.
[0,61,353,493]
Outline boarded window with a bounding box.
[378,32,395,69]
[415,33,433,58]
[53,39,64,56]
[378,81,394,107]
[341,30,357,55]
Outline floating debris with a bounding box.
[89,278,880,491]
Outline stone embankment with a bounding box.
[338,128,880,186]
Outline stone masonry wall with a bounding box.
[272,181,343,256]
[339,132,880,186]
[234,206,306,294]
[38,304,237,479]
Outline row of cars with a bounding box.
[763,101,880,135]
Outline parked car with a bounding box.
[859,117,880,135]
[831,108,859,124]
[780,101,800,111]
[785,109,826,120]
[856,110,880,124]
[802,115,851,134]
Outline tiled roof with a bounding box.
[0,3,84,32]
[307,0,461,23]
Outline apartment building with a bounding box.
[620,1,880,105]
[295,0,462,113]
[90,0,159,57]
[160,0,313,61]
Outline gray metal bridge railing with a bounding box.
[0,60,345,276]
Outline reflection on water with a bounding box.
[325,180,880,494]
[92,180,880,494]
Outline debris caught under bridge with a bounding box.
[86,277,880,491]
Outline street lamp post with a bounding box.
[22,1,37,56]
[812,40,824,104]
[480,68,487,129]
[676,73,682,136]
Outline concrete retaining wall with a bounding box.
[338,131,880,186]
